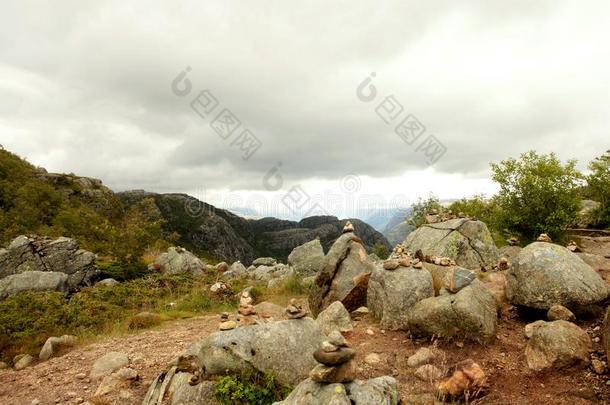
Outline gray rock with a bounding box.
[0,235,98,294]
[14,354,34,370]
[525,320,591,371]
[524,320,547,339]
[198,318,325,385]
[316,301,353,335]
[90,352,129,380]
[367,265,434,330]
[498,245,522,262]
[0,271,69,299]
[309,233,376,317]
[506,242,608,310]
[444,267,476,293]
[407,280,497,342]
[228,261,247,277]
[153,247,205,275]
[547,304,576,322]
[274,376,400,405]
[252,257,277,266]
[250,263,293,283]
[96,278,119,287]
[39,335,76,361]
[167,373,218,405]
[288,239,325,276]
[404,219,499,269]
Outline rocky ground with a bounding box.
[0,304,608,405]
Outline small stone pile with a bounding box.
[537,233,553,243]
[342,221,354,234]
[566,240,581,252]
[382,244,413,270]
[237,287,258,325]
[285,298,308,319]
[309,330,356,383]
[507,236,520,246]
[218,312,237,331]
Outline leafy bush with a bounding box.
[586,150,610,228]
[490,151,583,240]
[409,195,442,228]
[213,373,292,405]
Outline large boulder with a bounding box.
[153,247,205,275]
[0,271,69,299]
[367,264,434,330]
[573,199,601,228]
[404,219,499,269]
[288,239,325,276]
[506,242,608,310]
[407,280,497,342]
[525,320,591,371]
[309,232,376,317]
[273,376,400,405]
[0,235,98,292]
[316,301,353,335]
[198,318,325,385]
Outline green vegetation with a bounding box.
[409,195,442,228]
[491,151,583,241]
[585,150,610,227]
[0,149,175,278]
[0,273,239,362]
[213,372,292,405]
[372,242,389,259]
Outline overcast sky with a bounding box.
[1,1,609,219]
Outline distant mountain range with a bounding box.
[118,191,391,264]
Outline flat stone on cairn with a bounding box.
[342,220,354,234]
[309,330,356,383]
[285,298,308,319]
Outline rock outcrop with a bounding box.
[407,280,497,342]
[506,242,608,310]
[198,318,325,385]
[153,247,205,275]
[367,264,434,330]
[309,232,376,317]
[525,320,591,371]
[288,239,325,276]
[404,219,499,269]
[0,235,98,298]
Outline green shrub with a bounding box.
[372,242,389,259]
[586,150,610,228]
[409,195,442,228]
[490,151,583,241]
[213,373,292,405]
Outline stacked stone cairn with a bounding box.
[382,244,414,270]
[342,220,355,234]
[218,312,236,331]
[537,233,553,243]
[566,240,581,252]
[309,330,356,383]
[237,287,258,325]
[285,298,308,319]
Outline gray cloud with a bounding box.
[1,0,609,203]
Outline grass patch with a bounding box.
[0,273,239,362]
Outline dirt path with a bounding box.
[0,315,219,405]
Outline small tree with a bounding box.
[491,151,583,240]
[587,150,610,227]
[409,195,442,228]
